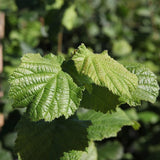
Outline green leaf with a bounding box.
[72,44,138,100]
[3,132,17,150]
[61,141,97,160]
[61,151,82,160]
[15,116,90,160]
[9,53,82,121]
[62,60,92,87]
[46,0,64,10]
[136,8,151,17]
[125,108,139,121]
[80,141,97,160]
[80,84,121,112]
[0,143,12,160]
[112,39,132,57]
[125,109,140,130]
[78,108,133,141]
[62,5,77,30]
[63,61,121,112]
[123,64,159,105]
[138,111,159,124]
[98,141,124,160]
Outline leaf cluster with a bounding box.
[8,44,159,160]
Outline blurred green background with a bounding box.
[0,0,160,160]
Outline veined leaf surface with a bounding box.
[72,44,138,99]
[61,141,97,160]
[9,54,82,121]
[78,108,133,141]
[63,61,122,112]
[123,64,159,105]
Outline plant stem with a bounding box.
[57,29,63,54]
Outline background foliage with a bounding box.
[0,0,160,159]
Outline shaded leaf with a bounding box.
[3,132,17,149]
[0,143,12,160]
[80,84,121,112]
[15,116,90,160]
[62,60,92,87]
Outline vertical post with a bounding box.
[57,31,63,54]
[0,44,3,74]
[0,44,3,97]
[0,12,5,74]
[0,12,5,130]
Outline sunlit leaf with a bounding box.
[122,64,160,105]
[62,5,77,30]
[72,44,138,100]
[9,54,82,121]
[61,141,97,160]
[78,108,133,141]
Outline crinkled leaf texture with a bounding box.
[72,44,138,100]
[78,108,133,141]
[122,64,159,105]
[63,61,121,112]
[9,54,82,121]
[15,116,90,160]
[61,141,97,160]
